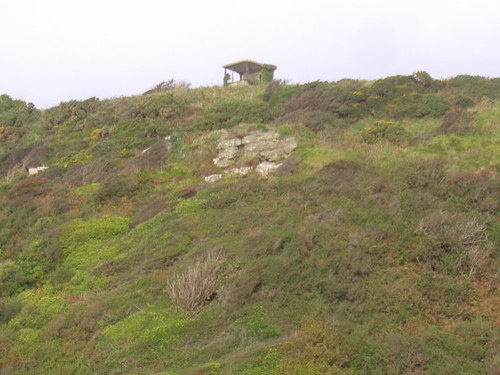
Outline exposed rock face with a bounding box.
[213,138,242,168]
[208,129,297,181]
[256,162,282,177]
[204,174,223,183]
[243,131,297,162]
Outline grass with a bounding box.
[0,74,499,374]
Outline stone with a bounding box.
[28,166,48,175]
[255,162,282,177]
[225,166,253,176]
[204,174,223,183]
[213,137,242,168]
[242,131,297,161]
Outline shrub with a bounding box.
[403,157,446,189]
[167,251,223,313]
[94,174,140,203]
[8,177,52,199]
[192,100,269,131]
[0,297,22,324]
[362,120,407,143]
[142,79,191,95]
[455,96,475,109]
[412,71,437,88]
[415,211,492,276]
[437,109,476,135]
[448,75,500,99]
[280,319,352,374]
[285,81,358,118]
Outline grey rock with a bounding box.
[225,166,253,176]
[204,174,223,183]
[256,162,282,177]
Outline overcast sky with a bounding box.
[1,0,499,108]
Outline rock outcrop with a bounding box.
[213,138,242,168]
[255,162,282,177]
[207,129,297,181]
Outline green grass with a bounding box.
[0,75,499,374]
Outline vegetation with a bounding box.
[0,73,499,374]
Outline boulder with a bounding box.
[256,162,282,177]
[213,138,242,168]
[242,131,297,161]
[28,166,48,175]
[225,166,253,176]
[204,174,223,183]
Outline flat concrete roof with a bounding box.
[223,60,277,74]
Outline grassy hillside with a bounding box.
[0,74,499,374]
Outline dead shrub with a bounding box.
[437,109,475,135]
[179,186,197,198]
[9,177,51,198]
[64,153,119,185]
[317,159,362,184]
[167,251,223,313]
[143,79,191,95]
[447,170,499,214]
[416,211,491,277]
[128,140,170,171]
[403,158,446,189]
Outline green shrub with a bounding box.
[448,75,500,99]
[362,120,407,143]
[281,319,352,374]
[192,100,269,130]
[0,297,22,324]
[455,96,475,109]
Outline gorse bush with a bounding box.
[362,120,407,143]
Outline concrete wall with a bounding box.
[242,72,262,84]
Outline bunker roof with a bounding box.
[223,60,277,74]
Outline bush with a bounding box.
[415,211,492,276]
[280,319,352,374]
[0,297,21,324]
[192,100,269,131]
[94,174,140,203]
[167,251,223,313]
[142,79,191,95]
[448,75,500,99]
[362,120,407,143]
[437,109,476,135]
[455,96,475,109]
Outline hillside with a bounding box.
[0,74,499,374]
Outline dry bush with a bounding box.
[167,251,223,313]
[143,79,191,95]
[416,211,491,277]
[127,140,170,172]
[64,153,119,184]
[437,109,476,135]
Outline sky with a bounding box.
[1,0,499,108]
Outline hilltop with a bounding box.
[0,74,499,374]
